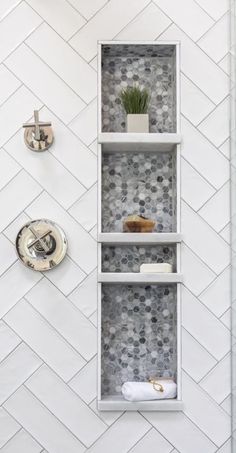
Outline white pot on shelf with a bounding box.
[127,113,149,133]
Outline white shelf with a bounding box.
[99,132,181,152]
[98,233,182,244]
[98,396,183,411]
[99,272,182,283]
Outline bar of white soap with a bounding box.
[140,263,173,273]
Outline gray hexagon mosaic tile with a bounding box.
[101,284,177,396]
[102,44,176,133]
[102,244,176,272]
[102,151,176,232]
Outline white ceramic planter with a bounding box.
[127,114,149,133]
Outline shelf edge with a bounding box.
[98,233,182,243]
[98,132,181,144]
[98,273,183,283]
[98,399,184,411]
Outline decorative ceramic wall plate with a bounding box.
[16,219,67,271]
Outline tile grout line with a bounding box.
[181,155,218,192]
[198,351,231,388]
[181,198,230,248]
[194,0,229,22]
[21,382,101,449]
[2,405,45,451]
[23,294,97,363]
[182,282,232,342]
[0,0,24,22]
[195,10,229,44]
[158,12,231,73]
[2,146,97,237]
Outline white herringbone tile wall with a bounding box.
[0,1,231,452]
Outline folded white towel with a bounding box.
[121,380,177,402]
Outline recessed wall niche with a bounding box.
[101,284,177,396]
[102,150,176,233]
[101,44,176,133]
[98,41,182,411]
[102,244,177,273]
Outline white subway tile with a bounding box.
[45,256,86,297]
[129,428,173,453]
[4,387,85,453]
[182,201,230,274]
[86,412,150,453]
[0,408,20,448]
[69,184,97,231]
[220,309,231,329]
[221,396,231,415]
[26,365,106,447]
[89,311,97,327]
[200,354,231,404]
[27,0,86,40]
[219,54,230,75]
[0,321,20,363]
[42,107,97,189]
[5,45,85,124]
[160,25,229,104]
[89,139,98,155]
[220,138,230,159]
[117,3,171,40]
[68,0,108,20]
[26,279,97,361]
[89,398,122,426]
[0,65,21,105]
[217,439,231,453]
[69,357,97,404]
[5,128,86,210]
[0,343,42,404]
[181,117,229,190]
[180,74,215,126]
[182,372,230,447]
[0,235,17,276]
[144,411,217,453]
[0,2,42,63]
[0,85,42,148]
[0,0,21,20]
[181,243,216,296]
[220,223,230,244]
[4,300,85,381]
[198,98,230,148]
[69,269,97,317]
[0,150,20,191]
[199,267,230,317]
[181,158,215,211]
[0,429,42,453]
[0,261,41,319]
[89,225,97,241]
[0,170,42,232]
[195,0,228,21]
[3,213,30,244]
[182,287,230,360]
[182,328,217,382]
[25,192,97,274]
[69,0,149,61]
[27,24,97,103]
[198,13,229,63]
[154,0,213,41]
[69,98,97,145]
